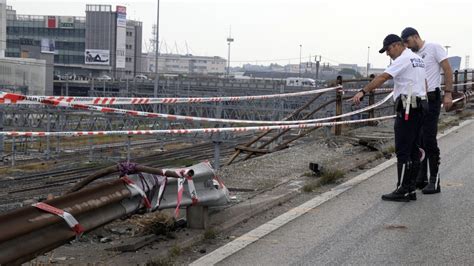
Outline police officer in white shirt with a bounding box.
[351,34,428,202]
[401,27,453,194]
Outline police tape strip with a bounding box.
[33,202,85,237]
[121,176,153,211]
[0,85,340,105]
[0,91,394,125]
[185,174,199,206]
[453,90,473,104]
[0,115,396,137]
[440,82,474,88]
[154,176,167,210]
[175,177,185,218]
[343,88,394,92]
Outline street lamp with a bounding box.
[153,0,160,113]
[366,46,370,78]
[444,45,451,55]
[226,35,234,77]
[299,44,302,77]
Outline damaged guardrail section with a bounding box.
[0,161,229,265]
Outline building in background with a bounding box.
[448,56,461,71]
[142,53,226,75]
[0,57,47,95]
[5,4,142,81]
[0,0,6,57]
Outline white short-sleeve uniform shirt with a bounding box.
[384,48,427,100]
[416,42,448,92]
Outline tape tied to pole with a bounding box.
[33,202,85,237]
[121,175,152,211]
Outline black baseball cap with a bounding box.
[401,27,419,41]
[378,34,403,53]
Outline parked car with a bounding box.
[135,74,148,80]
[96,74,112,81]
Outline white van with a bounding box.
[286,77,316,87]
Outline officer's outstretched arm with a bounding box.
[350,73,392,105]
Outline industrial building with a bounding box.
[5,4,142,81]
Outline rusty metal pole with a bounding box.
[0,110,3,159]
[454,70,459,92]
[46,113,51,160]
[471,70,474,91]
[0,165,195,265]
[464,69,468,93]
[88,136,93,162]
[126,135,131,163]
[368,74,376,126]
[335,76,343,136]
[11,136,15,167]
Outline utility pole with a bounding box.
[153,0,160,113]
[366,46,370,78]
[226,27,234,77]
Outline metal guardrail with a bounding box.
[0,161,229,265]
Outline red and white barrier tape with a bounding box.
[0,86,340,105]
[33,202,85,236]
[121,176,152,211]
[175,177,185,218]
[0,115,396,137]
[153,175,168,210]
[0,91,394,125]
[184,172,199,206]
[343,88,394,92]
[441,82,474,88]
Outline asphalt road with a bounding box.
[217,120,474,265]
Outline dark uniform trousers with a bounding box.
[394,97,425,190]
[418,88,441,182]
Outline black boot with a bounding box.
[416,157,428,189]
[408,161,419,200]
[422,155,441,194]
[382,162,411,202]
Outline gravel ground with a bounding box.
[17,101,474,265]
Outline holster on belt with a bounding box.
[396,95,428,113]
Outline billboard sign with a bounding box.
[41,39,56,54]
[46,16,57,28]
[59,16,74,28]
[115,5,127,69]
[85,49,110,65]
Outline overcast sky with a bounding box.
[6,0,474,69]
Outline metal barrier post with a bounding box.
[88,136,93,162]
[126,136,131,163]
[24,136,29,156]
[126,78,129,96]
[335,76,343,136]
[368,74,376,126]
[0,111,4,158]
[464,70,468,93]
[11,136,16,167]
[46,113,51,160]
[213,83,224,170]
[454,70,459,92]
[472,70,474,91]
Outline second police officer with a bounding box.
[351,34,428,202]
